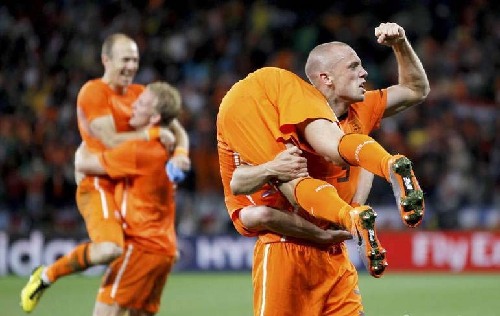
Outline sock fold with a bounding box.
[45,242,91,283]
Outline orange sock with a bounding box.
[45,242,91,283]
[294,178,352,229]
[338,133,391,180]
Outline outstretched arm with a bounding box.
[89,115,175,148]
[375,22,430,116]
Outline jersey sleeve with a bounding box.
[99,141,145,178]
[77,81,111,124]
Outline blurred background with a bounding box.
[0,0,498,275]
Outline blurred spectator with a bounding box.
[0,1,498,233]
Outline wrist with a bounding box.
[262,162,277,180]
[392,37,410,51]
[173,146,189,157]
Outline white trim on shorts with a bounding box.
[93,176,109,219]
[259,244,271,316]
[111,244,134,298]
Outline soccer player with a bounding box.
[74,82,182,316]
[218,22,429,315]
[20,33,189,313]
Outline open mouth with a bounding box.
[120,70,136,79]
[359,82,366,92]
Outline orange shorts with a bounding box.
[253,239,363,316]
[96,244,176,314]
[76,176,124,246]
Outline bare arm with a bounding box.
[169,118,189,150]
[239,206,352,244]
[374,23,430,117]
[168,119,191,171]
[301,119,346,166]
[351,168,374,205]
[89,115,175,148]
[230,146,309,195]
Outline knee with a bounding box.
[89,242,123,264]
[240,206,275,229]
[253,206,275,225]
[93,301,123,316]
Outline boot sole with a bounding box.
[392,157,425,228]
[357,209,387,278]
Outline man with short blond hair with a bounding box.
[74,82,183,316]
[20,33,190,313]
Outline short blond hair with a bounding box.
[147,82,182,126]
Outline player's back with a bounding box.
[109,140,176,256]
[217,67,331,165]
[217,68,285,165]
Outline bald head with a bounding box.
[101,33,136,58]
[100,33,139,93]
[305,42,351,86]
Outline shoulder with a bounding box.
[78,79,109,99]
[351,89,387,112]
[135,140,169,163]
[125,140,166,156]
[80,79,107,92]
[250,67,292,80]
[363,89,387,105]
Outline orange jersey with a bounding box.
[306,89,387,203]
[76,79,145,189]
[99,140,176,256]
[76,79,145,152]
[217,67,337,243]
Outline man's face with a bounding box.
[103,39,139,89]
[330,47,368,103]
[129,89,158,129]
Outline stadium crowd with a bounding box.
[0,0,498,234]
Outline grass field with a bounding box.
[2,272,499,316]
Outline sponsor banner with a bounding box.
[0,231,360,276]
[0,231,107,277]
[174,235,255,272]
[378,231,500,272]
[1,231,498,276]
[0,231,259,276]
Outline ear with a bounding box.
[101,54,109,66]
[319,73,332,85]
[150,113,161,125]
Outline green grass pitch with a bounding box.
[2,272,499,315]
